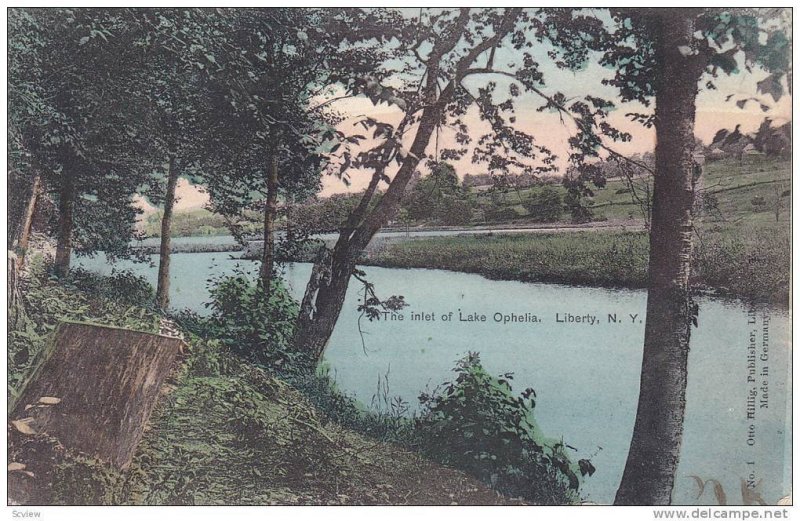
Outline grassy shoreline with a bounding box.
[361,221,789,306]
[9,260,573,505]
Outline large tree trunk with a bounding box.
[259,154,279,298]
[14,173,43,270]
[53,169,76,278]
[614,11,704,506]
[155,156,179,310]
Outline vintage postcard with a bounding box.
[5,6,793,514]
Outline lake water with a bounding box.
[74,248,791,505]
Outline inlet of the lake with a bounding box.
[75,246,791,505]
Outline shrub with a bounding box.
[203,274,302,370]
[485,206,520,222]
[66,267,154,308]
[525,187,563,222]
[184,337,235,377]
[564,193,594,224]
[415,353,589,504]
[438,197,474,226]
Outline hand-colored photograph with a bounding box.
[5,6,792,510]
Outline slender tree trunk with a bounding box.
[155,156,179,310]
[615,11,704,506]
[259,154,279,299]
[292,103,442,364]
[14,173,43,269]
[53,169,76,278]
[291,8,519,366]
[8,251,26,329]
[285,195,294,245]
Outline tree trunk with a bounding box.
[14,173,43,270]
[285,195,294,245]
[291,8,520,367]
[10,322,185,469]
[259,154,279,299]
[614,11,704,506]
[8,251,27,329]
[155,156,179,310]
[53,169,76,278]
[292,102,441,364]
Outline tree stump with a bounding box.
[10,322,185,469]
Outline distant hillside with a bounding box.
[144,156,790,239]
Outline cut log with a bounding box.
[11,322,185,469]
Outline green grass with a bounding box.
[369,231,650,288]
[468,156,791,224]
[694,222,790,305]
[143,207,260,238]
[365,220,789,305]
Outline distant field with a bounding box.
[142,208,261,238]
[470,156,791,224]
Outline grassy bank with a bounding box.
[117,345,521,505]
[9,260,583,505]
[363,221,789,306]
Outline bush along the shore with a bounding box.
[197,272,303,369]
[415,352,588,504]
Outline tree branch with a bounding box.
[463,67,656,175]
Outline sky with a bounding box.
[139,8,792,214]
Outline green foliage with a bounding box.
[143,208,258,238]
[524,186,563,223]
[182,336,236,378]
[292,192,365,234]
[564,192,595,224]
[405,163,475,225]
[51,455,124,505]
[8,259,161,404]
[200,273,302,369]
[415,353,584,504]
[366,221,789,305]
[694,222,789,305]
[8,9,162,258]
[65,268,154,308]
[290,367,415,444]
[366,231,649,289]
[438,197,475,226]
[484,205,521,222]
